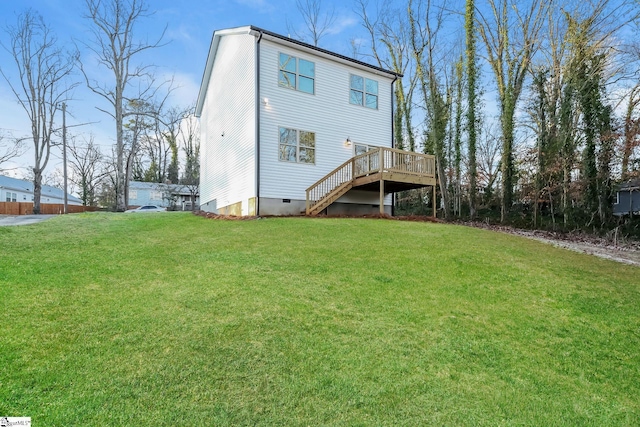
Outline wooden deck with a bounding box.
[306,147,437,216]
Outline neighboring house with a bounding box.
[196,25,413,216]
[613,179,640,216]
[128,181,200,211]
[0,175,82,205]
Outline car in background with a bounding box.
[125,205,166,213]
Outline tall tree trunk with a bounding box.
[622,84,640,179]
[500,100,516,222]
[32,168,42,214]
[466,0,478,219]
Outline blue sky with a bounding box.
[0,0,363,177]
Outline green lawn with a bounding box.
[0,212,638,426]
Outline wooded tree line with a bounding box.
[353,0,640,232]
[0,1,199,212]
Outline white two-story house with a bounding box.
[196,25,413,216]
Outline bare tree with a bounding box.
[408,0,453,219]
[356,0,417,150]
[0,10,77,214]
[123,99,154,206]
[81,0,166,211]
[0,133,26,172]
[477,123,501,202]
[288,0,336,46]
[477,0,550,222]
[145,104,186,184]
[179,110,200,210]
[68,134,108,206]
[622,83,640,179]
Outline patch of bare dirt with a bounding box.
[194,211,259,221]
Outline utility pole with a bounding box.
[62,102,68,214]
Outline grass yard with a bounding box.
[0,212,639,426]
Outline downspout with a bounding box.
[390,74,398,216]
[391,75,398,149]
[255,30,263,216]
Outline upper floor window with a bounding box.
[279,127,315,164]
[350,75,378,109]
[279,53,315,94]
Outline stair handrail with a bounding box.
[305,147,436,214]
[306,157,355,214]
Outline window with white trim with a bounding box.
[129,190,138,200]
[150,190,163,200]
[279,127,316,164]
[350,75,378,109]
[5,192,17,202]
[279,53,315,94]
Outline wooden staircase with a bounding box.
[306,147,437,216]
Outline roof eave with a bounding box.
[247,26,401,79]
[195,26,254,117]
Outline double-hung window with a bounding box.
[5,192,17,202]
[279,53,315,94]
[350,75,378,109]
[279,127,316,164]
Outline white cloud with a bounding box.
[326,15,357,36]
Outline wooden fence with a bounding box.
[0,202,99,215]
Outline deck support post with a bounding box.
[380,178,385,214]
[432,185,436,218]
[380,148,385,215]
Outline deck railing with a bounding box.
[306,147,436,214]
[353,147,435,179]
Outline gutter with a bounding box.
[255,30,263,216]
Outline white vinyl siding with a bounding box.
[259,39,393,205]
[199,33,256,214]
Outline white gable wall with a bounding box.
[258,38,394,207]
[199,33,256,214]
